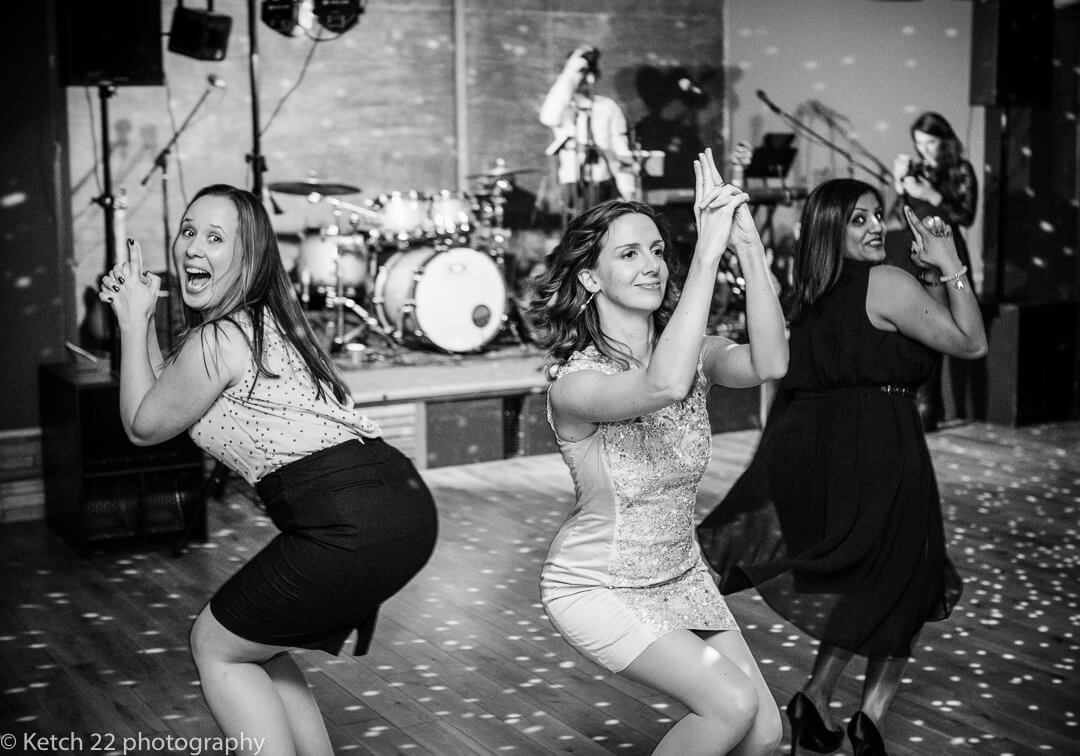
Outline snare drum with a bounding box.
[373,247,507,353]
[297,231,368,289]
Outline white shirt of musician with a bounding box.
[540,77,635,199]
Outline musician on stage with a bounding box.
[892,111,981,427]
[540,45,636,220]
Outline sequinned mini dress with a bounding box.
[540,346,738,672]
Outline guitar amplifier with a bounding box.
[38,362,206,553]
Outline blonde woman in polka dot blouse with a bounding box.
[98,184,438,756]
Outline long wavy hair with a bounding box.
[788,178,881,322]
[526,199,680,372]
[910,111,964,178]
[169,184,349,403]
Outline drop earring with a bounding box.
[578,290,596,315]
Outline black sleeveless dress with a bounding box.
[697,259,962,658]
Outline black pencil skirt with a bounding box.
[209,438,438,655]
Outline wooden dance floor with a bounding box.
[1,421,1077,755]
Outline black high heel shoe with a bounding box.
[847,711,888,756]
[785,692,845,755]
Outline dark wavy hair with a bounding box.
[910,111,963,176]
[910,111,972,213]
[788,178,882,322]
[169,184,349,403]
[526,199,680,372]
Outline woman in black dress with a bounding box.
[697,179,986,756]
[98,185,438,755]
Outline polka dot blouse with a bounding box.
[189,311,382,485]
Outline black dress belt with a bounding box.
[790,384,917,399]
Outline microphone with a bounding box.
[756,89,782,114]
[678,78,703,96]
[207,74,227,89]
[581,47,600,75]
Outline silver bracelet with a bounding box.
[939,265,968,290]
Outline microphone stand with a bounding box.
[140,81,220,347]
[247,0,266,197]
[811,102,893,184]
[576,76,596,219]
[760,95,890,185]
[90,83,121,374]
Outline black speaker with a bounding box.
[56,0,164,86]
[986,302,1078,425]
[970,0,1053,107]
[38,362,206,553]
[168,4,232,61]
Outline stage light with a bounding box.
[168,1,232,61]
[262,0,300,37]
[313,0,365,34]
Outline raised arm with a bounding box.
[539,47,589,128]
[100,239,248,445]
[551,150,747,436]
[702,167,788,388]
[868,207,987,359]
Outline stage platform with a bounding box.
[335,344,769,469]
[2,346,767,528]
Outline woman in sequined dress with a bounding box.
[97,184,438,756]
[697,179,987,756]
[527,149,789,756]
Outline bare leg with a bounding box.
[621,629,782,756]
[803,643,853,731]
[860,655,909,730]
[190,606,333,756]
[705,630,784,756]
[264,652,335,756]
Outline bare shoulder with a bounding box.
[183,318,251,384]
[867,264,927,330]
[549,364,607,404]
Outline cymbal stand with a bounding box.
[476,180,530,347]
[318,217,397,355]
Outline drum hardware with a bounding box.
[317,195,383,228]
[295,222,398,354]
[324,288,398,355]
[465,162,541,181]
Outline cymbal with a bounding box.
[268,178,361,196]
[466,165,541,180]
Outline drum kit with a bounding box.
[268,162,538,356]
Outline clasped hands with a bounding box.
[97,238,162,330]
[903,206,962,280]
[693,148,756,263]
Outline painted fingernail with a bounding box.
[111,285,120,292]
[127,238,134,245]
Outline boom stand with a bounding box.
[90,84,121,373]
[140,81,220,347]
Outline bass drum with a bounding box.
[374,247,507,353]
